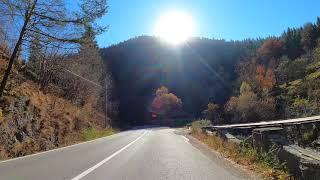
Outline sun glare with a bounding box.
[154,11,194,45]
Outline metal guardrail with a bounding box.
[203,115,320,130]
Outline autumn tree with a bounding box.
[237,57,260,90]
[255,65,276,92]
[224,82,276,123]
[151,86,182,117]
[0,0,108,98]
[275,56,308,84]
[258,38,284,59]
[202,103,223,124]
[240,81,252,94]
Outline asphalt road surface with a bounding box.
[0,127,256,180]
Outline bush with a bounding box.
[202,103,223,124]
[191,119,212,132]
[258,145,287,170]
[191,131,291,179]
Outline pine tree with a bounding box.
[27,34,42,76]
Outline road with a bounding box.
[0,127,255,180]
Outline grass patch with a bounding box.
[81,128,118,141]
[190,119,212,130]
[190,121,292,179]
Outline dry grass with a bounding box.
[13,81,105,128]
[0,79,108,158]
[191,130,292,180]
[12,81,108,142]
[0,59,113,159]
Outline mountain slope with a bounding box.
[0,59,105,159]
[101,36,259,125]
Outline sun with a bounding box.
[154,11,194,45]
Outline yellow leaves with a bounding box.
[155,86,169,97]
[207,103,219,112]
[292,97,309,108]
[306,71,320,81]
[224,96,238,113]
[0,108,3,123]
[225,80,277,122]
[240,82,252,94]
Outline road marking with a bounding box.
[70,130,149,180]
[0,130,129,164]
[182,136,189,142]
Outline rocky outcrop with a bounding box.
[0,95,43,157]
[279,145,320,179]
[252,127,288,153]
[0,81,105,159]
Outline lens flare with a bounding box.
[154,11,194,45]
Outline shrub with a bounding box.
[191,119,212,132]
[202,103,223,124]
[258,145,287,171]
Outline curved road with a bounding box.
[0,127,256,180]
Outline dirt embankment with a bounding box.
[0,60,105,159]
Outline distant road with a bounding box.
[0,127,255,180]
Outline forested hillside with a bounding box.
[102,17,320,125]
[101,36,262,125]
[223,17,320,124]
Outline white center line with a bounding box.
[70,130,149,180]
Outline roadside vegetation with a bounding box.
[190,120,292,179]
[0,0,114,159]
[81,128,118,141]
[1,0,320,164]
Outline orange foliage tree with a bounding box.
[151,86,182,116]
[255,65,276,92]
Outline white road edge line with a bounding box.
[70,130,149,180]
[0,130,130,164]
[182,136,189,142]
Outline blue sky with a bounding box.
[96,0,320,48]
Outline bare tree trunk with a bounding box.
[0,1,38,98]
